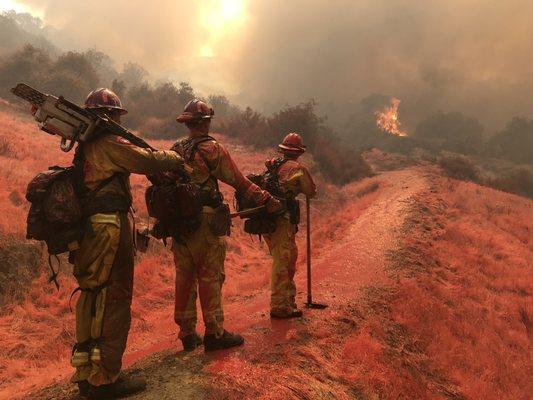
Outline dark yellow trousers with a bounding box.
[264,216,298,314]
[71,212,133,386]
[172,211,227,338]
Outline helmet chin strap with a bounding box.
[280,149,303,159]
[188,119,211,137]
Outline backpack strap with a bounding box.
[264,157,290,198]
[174,135,216,163]
[171,136,223,209]
[267,157,290,174]
[182,135,221,191]
[73,143,132,215]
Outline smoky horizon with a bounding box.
[2,0,533,135]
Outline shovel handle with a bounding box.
[306,196,312,305]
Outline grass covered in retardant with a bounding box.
[389,179,532,400]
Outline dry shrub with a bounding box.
[0,233,42,306]
[0,137,12,157]
[486,117,533,164]
[438,155,480,181]
[355,181,380,198]
[487,168,533,199]
[135,116,186,140]
[313,137,374,184]
[413,111,484,154]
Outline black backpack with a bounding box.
[145,171,203,240]
[26,166,84,255]
[145,136,223,240]
[236,158,300,235]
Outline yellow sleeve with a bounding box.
[203,142,271,205]
[299,167,317,198]
[102,135,184,175]
[284,166,317,198]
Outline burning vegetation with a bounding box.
[375,97,408,137]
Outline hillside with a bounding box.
[0,106,531,400]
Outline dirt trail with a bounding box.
[35,169,428,400]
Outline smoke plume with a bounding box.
[10,0,533,131]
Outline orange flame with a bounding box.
[375,98,408,137]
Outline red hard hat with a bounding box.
[278,132,306,153]
[84,88,127,115]
[176,99,214,123]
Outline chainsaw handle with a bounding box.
[60,137,76,152]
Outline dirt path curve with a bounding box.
[37,168,428,400]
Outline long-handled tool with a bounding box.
[230,205,267,219]
[305,196,327,309]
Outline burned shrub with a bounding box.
[438,155,480,182]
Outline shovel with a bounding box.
[305,196,327,309]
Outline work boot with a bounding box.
[78,376,147,399]
[204,330,244,352]
[181,332,203,351]
[270,309,303,319]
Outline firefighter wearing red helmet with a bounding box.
[175,99,214,123]
[265,132,317,319]
[278,132,306,153]
[70,88,184,399]
[84,88,128,116]
[171,99,282,351]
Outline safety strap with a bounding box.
[48,255,60,291]
[69,282,108,315]
[89,173,119,196]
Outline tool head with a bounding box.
[305,302,328,309]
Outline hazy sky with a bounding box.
[3,0,533,130]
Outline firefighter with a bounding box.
[264,133,317,319]
[172,99,282,352]
[70,88,185,399]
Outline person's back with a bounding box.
[264,133,317,319]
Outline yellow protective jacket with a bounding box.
[270,157,317,199]
[80,134,183,214]
[174,134,271,206]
